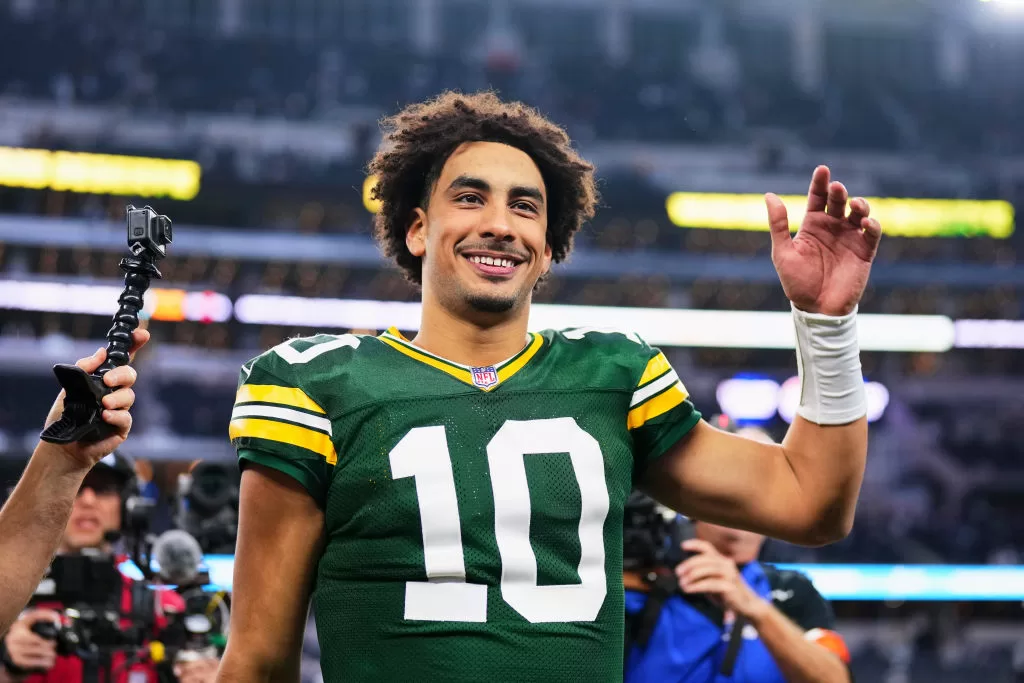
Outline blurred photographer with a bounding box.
[0,452,219,683]
[624,421,852,683]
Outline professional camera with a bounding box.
[28,549,155,681]
[623,492,689,573]
[148,528,230,669]
[174,461,240,554]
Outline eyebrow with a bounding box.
[448,175,545,205]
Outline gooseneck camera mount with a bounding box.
[40,205,172,445]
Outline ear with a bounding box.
[406,207,428,258]
[540,242,553,276]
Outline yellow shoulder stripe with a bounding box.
[638,352,671,386]
[235,384,326,415]
[229,417,338,465]
[627,383,688,430]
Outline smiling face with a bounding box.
[61,469,122,553]
[406,141,552,320]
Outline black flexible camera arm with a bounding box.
[40,205,172,445]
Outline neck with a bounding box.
[413,293,532,367]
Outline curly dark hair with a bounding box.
[368,91,599,285]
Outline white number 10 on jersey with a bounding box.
[389,417,610,624]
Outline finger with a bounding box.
[825,181,848,219]
[102,387,136,411]
[102,365,138,390]
[74,347,107,374]
[13,652,52,670]
[682,578,730,595]
[805,165,830,213]
[25,635,58,652]
[23,608,63,625]
[847,197,870,227]
[676,556,725,584]
[764,193,794,260]
[680,563,727,586]
[12,642,55,664]
[129,328,151,361]
[681,539,716,555]
[102,409,133,435]
[862,217,883,257]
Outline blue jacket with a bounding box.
[625,562,835,683]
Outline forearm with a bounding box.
[746,601,850,683]
[0,443,88,633]
[782,303,868,543]
[780,415,867,544]
[215,651,301,683]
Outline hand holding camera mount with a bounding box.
[40,206,171,448]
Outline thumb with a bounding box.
[75,346,107,374]
[764,193,793,255]
[25,608,62,625]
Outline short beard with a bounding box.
[465,292,517,314]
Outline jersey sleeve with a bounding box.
[229,348,335,508]
[629,343,702,470]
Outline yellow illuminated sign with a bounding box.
[665,192,1015,239]
[0,147,201,200]
[363,174,382,214]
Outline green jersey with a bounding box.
[230,327,701,682]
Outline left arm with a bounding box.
[642,167,881,546]
[641,416,865,546]
[744,601,850,683]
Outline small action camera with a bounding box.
[126,205,173,259]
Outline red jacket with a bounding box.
[21,558,185,683]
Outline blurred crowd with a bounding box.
[2,0,1023,157]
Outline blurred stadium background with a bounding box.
[2,0,1024,680]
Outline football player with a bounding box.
[217,92,882,682]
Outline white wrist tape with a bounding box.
[791,303,866,425]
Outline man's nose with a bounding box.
[479,208,515,242]
[77,486,98,505]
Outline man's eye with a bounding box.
[456,194,482,204]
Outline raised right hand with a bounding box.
[4,609,61,673]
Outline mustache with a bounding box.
[456,242,530,261]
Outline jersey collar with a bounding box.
[378,328,544,392]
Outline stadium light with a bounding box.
[0,280,231,322]
[0,147,201,200]
[134,556,1024,601]
[720,376,889,423]
[955,319,1024,348]
[12,283,1022,353]
[665,192,1015,239]
[233,295,957,353]
[715,376,780,421]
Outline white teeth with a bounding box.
[469,255,515,268]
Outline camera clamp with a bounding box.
[40,205,172,445]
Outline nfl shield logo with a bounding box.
[471,366,499,389]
